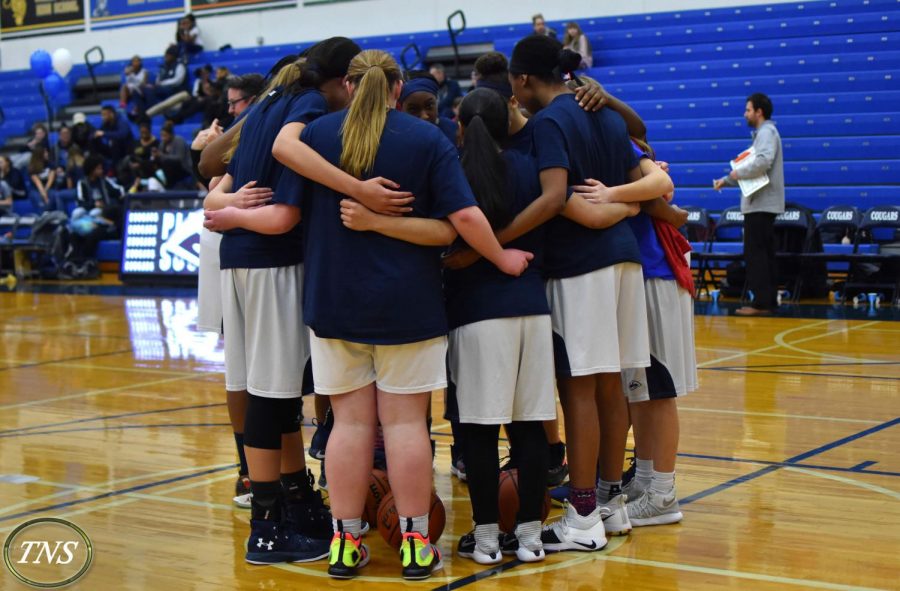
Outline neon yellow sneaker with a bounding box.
[400,532,443,580]
[327,532,369,579]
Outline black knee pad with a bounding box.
[244,395,301,449]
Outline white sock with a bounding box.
[597,479,622,502]
[635,458,653,489]
[515,521,542,551]
[474,523,500,553]
[334,517,362,536]
[400,514,429,537]
[650,470,675,495]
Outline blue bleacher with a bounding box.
[1,0,897,268]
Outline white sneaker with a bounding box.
[514,521,545,562]
[621,477,648,503]
[540,503,607,552]
[233,493,252,509]
[627,489,683,527]
[457,531,502,564]
[599,494,632,536]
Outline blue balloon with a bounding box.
[30,50,53,78]
[43,73,65,98]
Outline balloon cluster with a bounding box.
[30,48,74,106]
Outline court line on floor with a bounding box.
[710,361,900,370]
[56,362,202,377]
[0,347,134,373]
[0,462,236,517]
[680,416,900,506]
[677,406,881,425]
[774,320,882,363]
[0,373,204,410]
[0,464,237,525]
[784,467,900,501]
[702,367,900,382]
[698,319,831,367]
[0,422,231,438]
[0,402,225,436]
[0,328,133,341]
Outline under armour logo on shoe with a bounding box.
[628,380,642,391]
[257,538,274,550]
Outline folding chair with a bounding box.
[773,205,816,303]
[680,205,712,295]
[843,205,900,306]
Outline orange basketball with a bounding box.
[376,490,445,549]
[498,469,552,534]
[362,469,391,525]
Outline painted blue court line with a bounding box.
[702,367,900,382]
[712,361,900,370]
[850,460,878,471]
[681,416,899,505]
[0,463,237,524]
[0,422,231,439]
[0,402,225,436]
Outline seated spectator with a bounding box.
[141,46,187,112]
[129,159,167,193]
[532,13,558,39]
[66,145,86,188]
[428,63,462,120]
[120,55,150,114]
[11,123,50,169]
[92,106,134,166]
[171,64,227,127]
[563,22,593,69]
[56,125,74,168]
[132,122,159,162]
[76,155,125,234]
[215,65,231,81]
[69,206,116,268]
[156,121,192,188]
[70,113,96,153]
[28,148,55,212]
[0,155,27,202]
[175,13,203,61]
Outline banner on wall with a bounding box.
[1,0,85,38]
[190,0,294,16]
[90,0,183,29]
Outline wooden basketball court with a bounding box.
[1,288,897,590]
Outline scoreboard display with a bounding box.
[121,193,204,283]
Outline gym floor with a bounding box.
[1,284,897,590]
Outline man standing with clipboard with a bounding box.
[714,93,785,315]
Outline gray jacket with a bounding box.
[723,120,785,214]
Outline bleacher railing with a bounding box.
[446,10,466,77]
[84,46,106,103]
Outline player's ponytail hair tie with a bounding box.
[556,48,583,84]
[509,34,580,83]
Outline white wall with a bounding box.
[0,0,803,71]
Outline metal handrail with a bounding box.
[84,46,105,102]
[446,10,467,77]
[400,43,423,72]
[0,106,5,128]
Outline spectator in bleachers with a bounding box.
[129,159,166,193]
[0,155,26,205]
[225,73,265,122]
[92,106,134,166]
[65,145,86,188]
[120,55,150,112]
[27,148,55,212]
[56,125,74,165]
[216,66,231,81]
[76,155,124,233]
[11,123,50,169]
[173,64,228,127]
[532,13,557,39]
[132,122,159,162]
[156,121,192,188]
[714,93,785,316]
[70,113,96,153]
[429,63,462,120]
[146,46,188,110]
[175,13,203,61]
[563,22,593,69]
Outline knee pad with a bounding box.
[244,395,300,449]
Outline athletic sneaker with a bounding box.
[549,482,569,507]
[284,491,333,539]
[318,459,327,490]
[308,407,333,461]
[514,521,545,563]
[547,442,569,488]
[457,531,502,564]
[627,489,683,527]
[245,519,330,565]
[233,475,252,509]
[400,532,443,580]
[450,445,467,482]
[621,456,636,487]
[621,474,647,503]
[599,494,632,536]
[327,532,369,579]
[540,503,607,552]
[499,531,519,556]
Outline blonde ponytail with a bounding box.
[340,50,401,178]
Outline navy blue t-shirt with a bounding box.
[298,109,478,345]
[505,119,534,155]
[219,88,328,269]
[437,117,458,147]
[626,145,675,280]
[533,94,642,278]
[444,150,549,329]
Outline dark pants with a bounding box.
[743,211,778,309]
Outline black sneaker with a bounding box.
[318,458,327,490]
[499,531,519,556]
[308,407,333,461]
[457,531,501,564]
[284,472,332,540]
[547,442,569,488]
[245,519,330,564]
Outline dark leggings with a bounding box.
[461,421,549,525]
[243,394,302,450]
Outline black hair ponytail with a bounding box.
[459,88,513,231]
[556,49,583,84]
